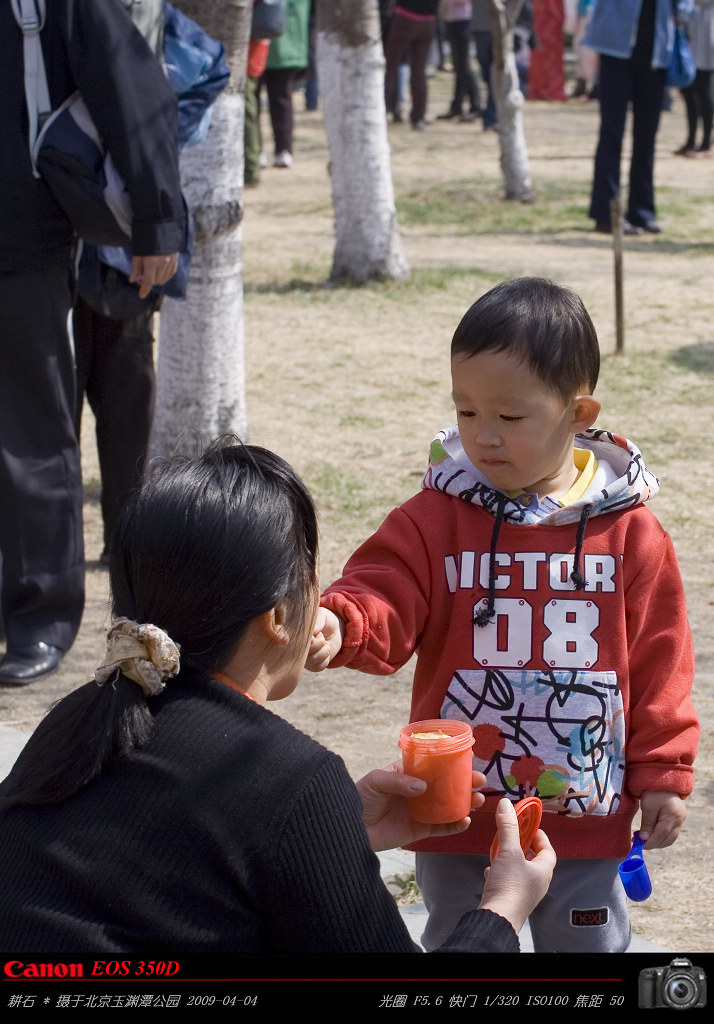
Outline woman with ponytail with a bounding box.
[0,438,553,953]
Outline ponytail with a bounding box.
[0,674,152,808]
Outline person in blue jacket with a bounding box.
[585,0,694,234]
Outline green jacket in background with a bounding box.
[265,0,311,70]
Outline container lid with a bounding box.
[490,796,543,860]
[398,718,474,755]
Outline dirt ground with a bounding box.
[1,75,712,951]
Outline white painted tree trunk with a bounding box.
[153,94,247,457]
[317,0,409,283]
[152,0,250,459]
[488,0,536,202]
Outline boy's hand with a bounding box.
[638,791,687,849]
[305,607,344,672]
[356,761,487,852]
[479,799,556,934]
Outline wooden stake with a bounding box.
[610,196,625,353]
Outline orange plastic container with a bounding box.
[398,719,475,824]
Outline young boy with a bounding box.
[307,277,699,953]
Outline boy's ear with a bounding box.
[570,394,601,433]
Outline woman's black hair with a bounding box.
[451,277,600,403]
[0,439,318,808]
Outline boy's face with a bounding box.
[451,349,594,499]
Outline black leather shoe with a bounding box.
[641,220,664,234]
[0,643,63,685]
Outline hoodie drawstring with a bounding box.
[473,493,508,627]
[474,498,593,627]
[570,504,593,591]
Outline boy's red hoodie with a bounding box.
[322,426,699,859]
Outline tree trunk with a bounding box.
[152,0,252,459]
[316,0,409,284]
[488,0,536,202]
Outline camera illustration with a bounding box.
[639,958,707,1011]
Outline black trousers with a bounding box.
[261,67,300,155]
[473,30,497,128]
[73,296,156,554]
[445,19,479,115]
[682,69,714,151]
[0,264,84,650]
[588,52,666,226]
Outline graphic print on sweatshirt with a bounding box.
[441,665,625,816]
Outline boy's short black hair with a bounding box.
[451,277,600,404]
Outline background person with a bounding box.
[72,1,227,564]
[384,0,440,129]
[0,0,185,687]
[437,0,481,121]
[570,0,600,100]
[528,0,566,100]
[674,0,714,156]
[260,0,312,167]
[585,0,694,234]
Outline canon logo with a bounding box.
[4,961,84,979]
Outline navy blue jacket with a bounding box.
[1,0,186,271]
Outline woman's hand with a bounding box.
[478,798,556,934]
[356,761,486,852]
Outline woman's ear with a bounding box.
[570,394,601,433]
[256,603,291,646]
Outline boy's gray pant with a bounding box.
[416,851,631,953]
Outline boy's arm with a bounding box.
[307,504,433,675]
[624,519,699,815]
